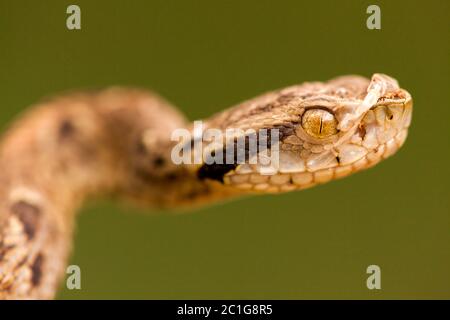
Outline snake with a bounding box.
[0,73,412,299]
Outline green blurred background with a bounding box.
[0,0,449,299]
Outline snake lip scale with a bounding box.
[0,73,412,299]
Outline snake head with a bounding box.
[197,74,412,193]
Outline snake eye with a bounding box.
[301,109,338,139]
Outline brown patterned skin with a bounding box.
[0,74,412,299]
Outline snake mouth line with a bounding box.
[221,128,409,193]
[195,126,291,182]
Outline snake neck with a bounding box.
[0,88,237,299]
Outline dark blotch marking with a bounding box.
[59,119,75,138]
[11,201,41,240]
[31,254,44,286]
[197,163,238,183]
[336,156,341,164]
[197,127,290,182]
[153,156,165,167]
[197,134,251,182]
[274,124,296,138]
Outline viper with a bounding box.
[0,73,412,299]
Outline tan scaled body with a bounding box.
[0,74,412,299]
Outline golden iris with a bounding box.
[301,109,338,139]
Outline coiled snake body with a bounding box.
[0,74,412,299]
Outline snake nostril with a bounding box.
[357,124,366,139]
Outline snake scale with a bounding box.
[0,73,412,299]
